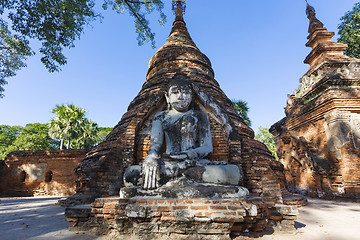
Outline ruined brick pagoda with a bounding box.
[65,1,297,238]
[270,3,360,199]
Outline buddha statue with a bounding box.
[121,74,248,198]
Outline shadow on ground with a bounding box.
[0,197,95,240]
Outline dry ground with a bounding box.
[0,196,359,240]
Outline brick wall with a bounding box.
[1,149,86,196]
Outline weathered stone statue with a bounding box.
[121,74,248,198]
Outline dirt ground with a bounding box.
[0,196,359,240]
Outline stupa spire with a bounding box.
[303,2,349,70]
[172,0,186,21]
[305,1,324,34]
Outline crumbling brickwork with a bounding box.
[65,196,297,239]
[1,149,85,196]
[271,4,360,199]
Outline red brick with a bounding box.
[176,199,184,204]
[166,199,175,204]
[138,199,146,204]
[172,206,188,210]
[210,205,227,210]
[147,200,154,205]
[223,212,236,216]
[66,217,78,222]
[154,206,170,212]
[161,216,176,221]
[160,212,175,221]
[185,199,193,204]
[228,206,242,210]
[157,200,165,204]
[194,199,202,204]
[103,203,116,209]
[194,212,204,217]
[103,208,115,214]
[103,214,113,219]
[190,206,208,210]
[90,202,103,208]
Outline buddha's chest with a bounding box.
[163,112,199,140]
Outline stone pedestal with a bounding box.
[65,196,298,239]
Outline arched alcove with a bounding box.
[45,170,53,183]
[19,171,27,182]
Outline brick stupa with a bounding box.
[271,3,360,199]
[65,1,297,238]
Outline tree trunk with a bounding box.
[60,139,64,149]
[67,138,70,149]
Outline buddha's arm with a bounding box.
[147,113,164,157]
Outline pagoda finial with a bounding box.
[305,1,316,18]
[305,2,324,34]
[303,1,350,69]
[172,0,186,20]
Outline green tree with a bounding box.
[49,104,87,149]
[232,99,251,126]
[0,125,23,147]
[0,123,59,160]
[0,0,166,97]
[97,127,113,142]
[338,2,360,58]
[0,21,33,98]
[71,119,100,150]
[255,127,278,160]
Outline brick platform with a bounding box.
[65,196,298,239]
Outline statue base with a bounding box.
[65,195,298,239]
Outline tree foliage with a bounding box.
[70,119,100,150]
[0,123,59,160]
[48,104,101,150]
[0,105,111,159]
[255,127,278,160]
[0,20,33,98]
[0,0,165,97]
[103,0,166,48]
[97,127,113,141]
[232,99,251,126]
[338,2,360,58]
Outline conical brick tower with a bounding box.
[71,1,283,205]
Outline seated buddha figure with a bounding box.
[121,74,246,197]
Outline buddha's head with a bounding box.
[165,74,193,112]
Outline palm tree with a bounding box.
[71,119,99,150]
[232,99,251,126]
[48,104,86,149]
[48,118,66,149]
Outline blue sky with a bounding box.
[1,0,358,133]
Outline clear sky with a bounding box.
[1,0,358,133]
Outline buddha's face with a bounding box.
[166,84,192,112]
